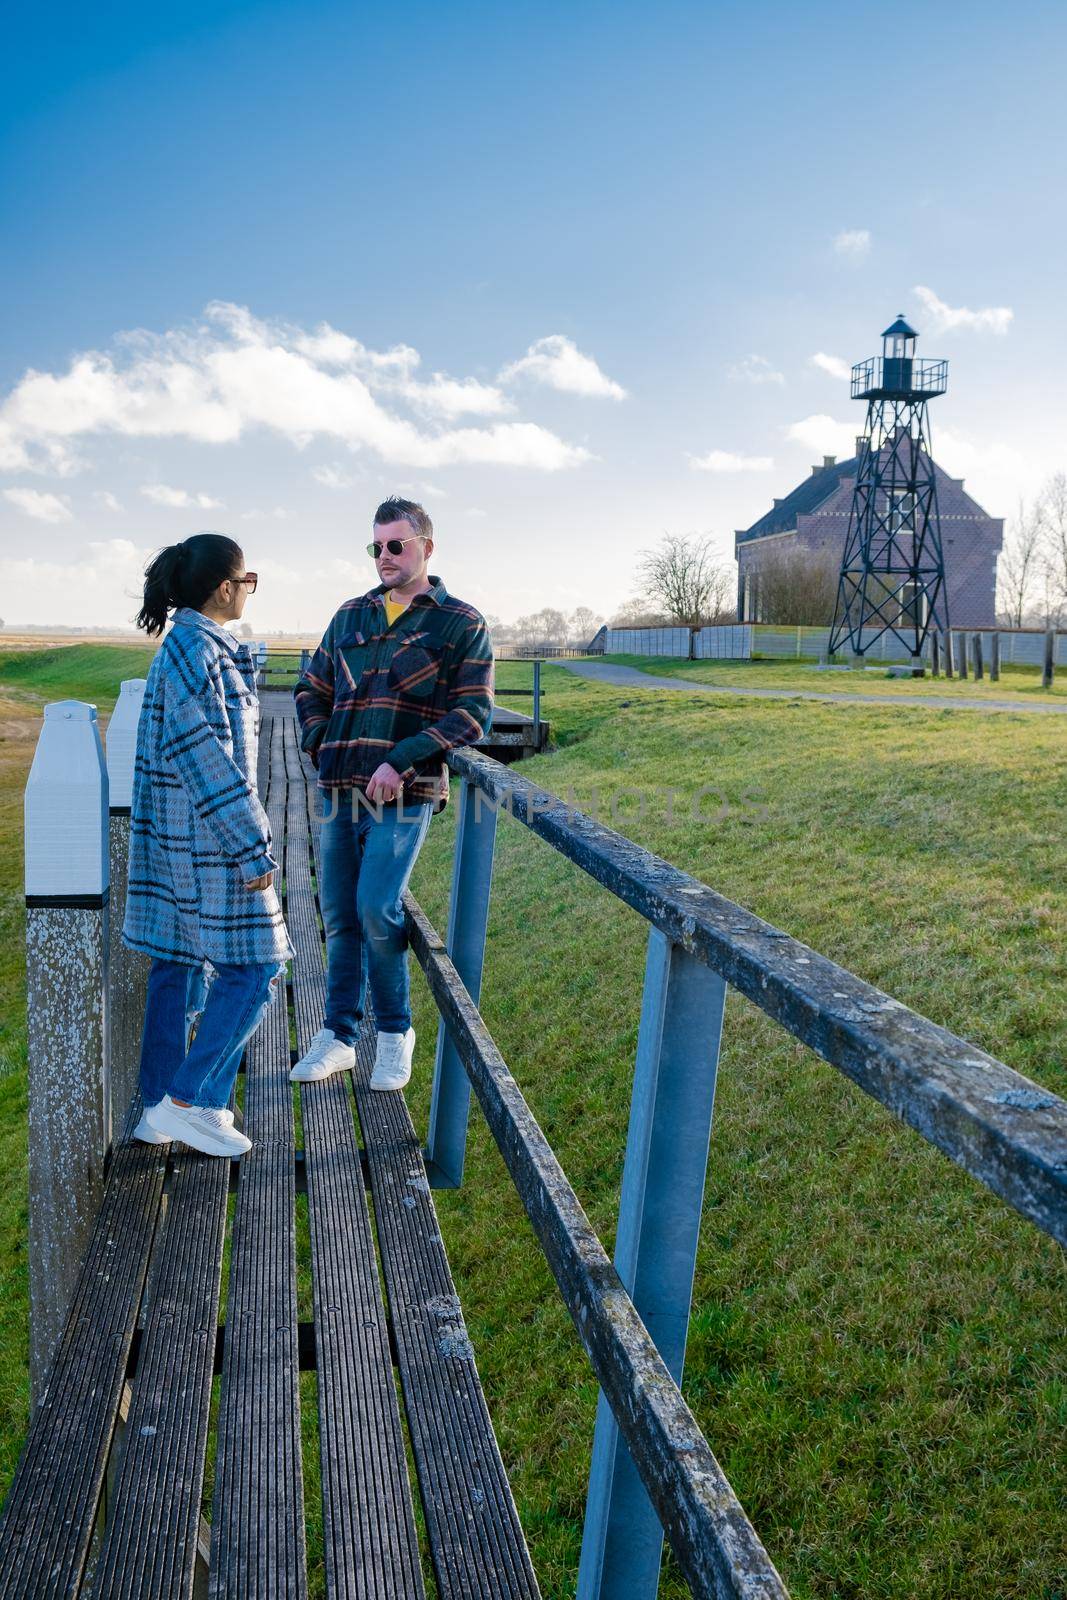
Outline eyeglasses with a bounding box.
[367,535,421,559]
[232,572,258,593]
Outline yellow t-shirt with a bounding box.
[383,592,409,627]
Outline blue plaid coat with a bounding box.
[123,608,292,969]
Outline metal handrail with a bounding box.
[418,746,1066,1599]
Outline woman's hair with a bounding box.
[135,532,244,636]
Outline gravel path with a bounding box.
[555,659,1067,715]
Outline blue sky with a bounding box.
[1,0,1064,629]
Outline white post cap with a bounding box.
[105,679,147,810]
[25,701,109,897]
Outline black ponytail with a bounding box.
[135,531,244,636]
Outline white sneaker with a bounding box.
[133,1109,170,1145]
[146,1096,253,1158]
[370,1027,415,1091]
[289,1027,357,1083]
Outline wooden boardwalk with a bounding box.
[0,706,539,1599]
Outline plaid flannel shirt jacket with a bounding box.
[123,608,292,969]
[293,576,494,811]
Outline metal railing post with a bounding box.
[424,778,499,1187]
[106,679,149,1136]
[24,701,111,1396]
[578,926,727,1600]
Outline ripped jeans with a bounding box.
[319,792,433,1043]
[138,959,281,1111]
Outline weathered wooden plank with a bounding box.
[88,1147,229,1599]
[0,1117,167,1598]
[355,1051,542,1600]
[293,739,540,1598]
[447,748,1067,1245]
[283,723,426,1599]
[404,895,788,1600]
[208,718,307,1599]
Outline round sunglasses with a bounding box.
[367,534,422,559]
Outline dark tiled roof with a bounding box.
[736,453,859,545]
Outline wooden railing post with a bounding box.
[424,778,499,1187]
[578,927,727,1600]
[942,630,954,679]
[957,633,968,679]
[972,633,984,680]
[106,679,149,1135]
[1042,629,1056,689]
[24,700,111,1395]
[989,632,1001,681]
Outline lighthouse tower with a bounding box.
[828,316,950,670]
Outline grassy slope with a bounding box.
[0,648,1063,1599]
[601,652,1067,702]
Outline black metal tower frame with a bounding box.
[828,322,951,664]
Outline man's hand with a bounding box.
[245,870,274,891]
[366,762,404,804]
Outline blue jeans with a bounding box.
[320,792,433,1042]
[138,958,280,1111]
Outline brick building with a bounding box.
[734,442,1004,627]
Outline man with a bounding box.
[291,498,494,1090]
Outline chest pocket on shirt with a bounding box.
[338,641,370,699]
[387,632,440,699]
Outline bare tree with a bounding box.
[997,497,1047,628]
[635,534,733,626]
[568,606,603,646]
[1038,472,1067,626]
[609,597,671,627]
[749,544,839,625]
[513,607,569,648]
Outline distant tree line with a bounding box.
[486,606,605,651]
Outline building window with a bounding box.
[898,582,927,628]
[888,489,916,536]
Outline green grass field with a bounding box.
[601,651,1066,703]
[0,644,1063,1598]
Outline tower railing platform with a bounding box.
[2,692,1063,1598]
[851,355,948,400]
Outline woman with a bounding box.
[125,532,291,1158]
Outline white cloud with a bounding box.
[0,539,152,627]
[913,285,1013,336]
[689,449,774,473]
[464,507,488,518]
[95,490,123,512]
[499,334,626,400]
[0,301,590,477]
[239,506,288,520]
[728,354,785,386]
[3,487,73,522]
[313,463,361,490]
[785,414,860,458]
[141,483,224,509]
[833,229,871,259]
[810,351,851,381]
